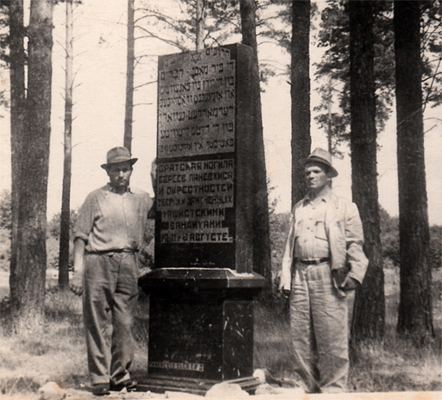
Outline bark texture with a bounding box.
[239,0,272,291]
[58,0,74,290]
[10,0,53,333]
[8,0,25,303]
[291,0,311,206]
[124,0,135,151]
[195,0,204,50]
[394,0,434,343]
[349,0,385,342]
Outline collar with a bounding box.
[105,183,133,195]
[304,185,332,205]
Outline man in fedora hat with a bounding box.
[71,146,153,395]
[279,148,368,393]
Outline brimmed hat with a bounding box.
[302,147,338,177]
[101,147,138,169]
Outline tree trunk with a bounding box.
[11,0,53,333]
[124,0,135,151]
[394,0,434,343]
[8,0,26,308]
[290,0,311,206]
[195,0,204,51]
[349,0,385,342]
[58,0,74,290]
[239,0,272,292]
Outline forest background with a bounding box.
[0,0,441,396]
[0,0,441,225]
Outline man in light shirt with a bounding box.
[279,148,368,393]
[71,147,153,396]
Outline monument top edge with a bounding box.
[158,42,252,61]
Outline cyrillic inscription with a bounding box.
[149,361,204,372]
[157,159,234,244]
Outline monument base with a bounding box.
[137,375,260,395]
[138,268,264,394]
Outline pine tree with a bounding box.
[58,0,74,290]
[239,0,272,291]
[349,0,385,342]
[394,0,434,344]
[9,0,54,333]
[290,0,311,206]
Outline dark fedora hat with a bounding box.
[101,147,138,169]
[302,147,338,177]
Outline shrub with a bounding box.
[269,211,290,281]
[380,207,442,269]
[0,228,10,271]
[429,225,442,269]
[47,210,78,240]
[0,190,11,232]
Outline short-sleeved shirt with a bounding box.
[294,187,331,260]
[74,184,153,253]
[281,186,368,286]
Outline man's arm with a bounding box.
[70,191,98,294]
[148,158,157,219]
[70,238,86,294]
[342,202,368,288]
[279,212,295,291]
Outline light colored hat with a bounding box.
[303,147,338,177]
[101,147,138,169]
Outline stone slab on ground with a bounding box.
[306,392,441,400]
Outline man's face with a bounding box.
[305,162,330,192]
[106,162,132,190]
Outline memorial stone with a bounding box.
[138,44,265,395]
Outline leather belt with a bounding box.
[87,249,139,255]
[297,258,329,265]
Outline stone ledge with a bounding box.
[303,391,442,400]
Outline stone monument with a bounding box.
[138,44,265,395]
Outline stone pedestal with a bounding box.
[138,269,264,393]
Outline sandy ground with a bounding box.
[1,386,441,400]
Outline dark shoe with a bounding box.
[110,379,137,392]
[92,383,110,396]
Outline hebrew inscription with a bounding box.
[158,47,236,158]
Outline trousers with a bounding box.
[83,251,139,385]
[289,261,349,393]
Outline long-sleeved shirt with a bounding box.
[74,184,153,253]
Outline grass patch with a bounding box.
[349,331,442,392]
[254,297,442,392]
[1,268,441,395]
[253,296,297,380]
[0,290,88,396]
[253,268,442,392]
